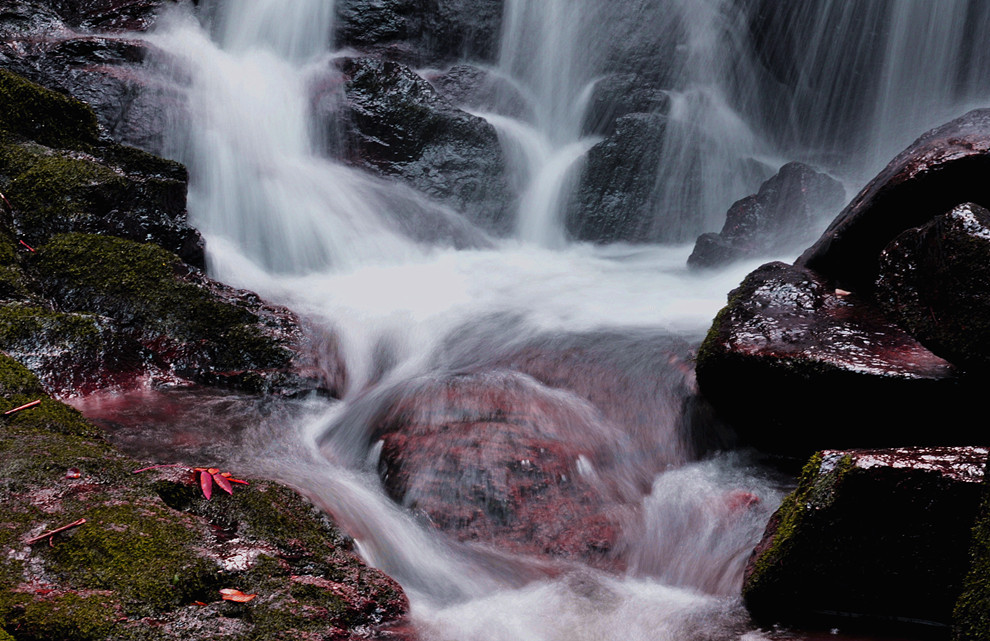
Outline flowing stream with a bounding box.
[79,1,990,639]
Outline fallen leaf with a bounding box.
[220,588,257,603]
[199,469,213,500]
[213,471,233,495]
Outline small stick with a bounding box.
[25,518,86,545]
[18,240,35,252]
[4,399,41,416]
[0,191,13,212]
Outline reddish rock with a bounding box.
[695,261,977,456]
[370,369,626,567]
[798,108,990,291]
[743,447,987,632]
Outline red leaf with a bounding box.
[213,472,233,495]
[199,469,213,500]
[220,588,257,603]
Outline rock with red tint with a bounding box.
[695,261,978,456]
[875,202,990,373]
[370,369,625,567]
[689,161,845,269]
[798,108,990,292]
[743,446,987,632]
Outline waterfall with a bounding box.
[108,1,990,639]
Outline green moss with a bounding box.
[0,352,44,396]
[743,452,855,599]
[7,592,119,641]
[0,302,103,351]
[8,152,126,224]
[0,69,100,149]
[953,462,990,641]
[36,234,289,372]
[45,504,222,617]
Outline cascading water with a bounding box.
[89,0,990,639]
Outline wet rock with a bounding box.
[0,1,176,151]
[336,56,512,233]
[369,370,624,567]
[0,354,408,640]
[695,261,975,456]
[567,112,668,243]
[743,447,987,631]
[335,0,503,65]
[13,233,337,398]
[424,63,531,120]
[875,202,990,373]
[688,162,845,269]
[0,69,204,266]
[954,457,990,641]
[798,108,990,291]
[581,73,670,137]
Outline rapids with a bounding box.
[77,1,990,639]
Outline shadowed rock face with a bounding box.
[876,202,990,373]
[689,161,845,269]
[798,108,990,292]
[694,261,975,456]
[743,447,987,631]
[334,56,513,234]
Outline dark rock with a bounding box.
[0,2,176,151]
[369,369,624,567]
[876,203,990,373]
[954,457,990,641]
[424,63,530,120]
[0,355,408,640]
[688,162,845,269]
[743,447,986,631]
[695,261,976,456]
[335,0,503,65]
[582,73,670,137]
[10,233,338,398]
[567,112,668,243]
[798,108,990,292]
[336,56,511,233]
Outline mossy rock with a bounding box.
[34,233,291,381]
[744,447,986,632]
[0,68,99,150]
[0,352,407,639]
[953,457,990,641]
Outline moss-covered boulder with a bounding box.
[743,447,987,632]
[876,202,990,373]
[695,261,975,456]
[0,232,332,397]
[0,354,408,640]
[954,457,990,641]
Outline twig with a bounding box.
[26,518,86,545]
[18,239,35,252]
[4,399,41,416]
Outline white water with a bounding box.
[130,0,990,638]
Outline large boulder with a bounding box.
[695,261,974,456]
[0,355,408,640]
[334,0,504,66]
[566,112,668,243]
[368,370,624,567]
[954,457,990,641]
[334,56,512,233]
[875,202,990,373]
[743,447,987,631]
[798,108,990,292]
[688,161,845,269]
